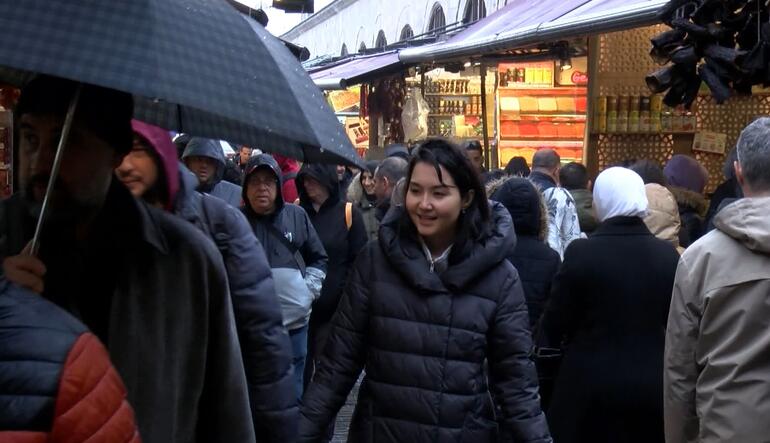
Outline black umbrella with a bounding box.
[0,0,361,168]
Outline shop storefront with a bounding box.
[0,85,16,198]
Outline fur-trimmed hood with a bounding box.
[669,186,708,216]
[487,176,549,241]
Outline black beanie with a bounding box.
[15,75,134,156]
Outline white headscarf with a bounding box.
[593,167,649,222]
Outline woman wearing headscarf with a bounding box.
[539,167,680,443]
[663,155,709,247]
[347,160,380,240]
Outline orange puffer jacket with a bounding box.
[0,281,140,443]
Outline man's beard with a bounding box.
[23,173,103,228]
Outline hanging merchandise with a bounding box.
[402,88,430,142]
[368,74,407,145]
[648,0,770,107]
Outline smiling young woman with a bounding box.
[298,138,552,443]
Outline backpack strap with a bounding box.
[345,202,353,230]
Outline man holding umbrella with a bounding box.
[1,76,256,443]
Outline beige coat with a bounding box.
[643,184,684,254]
[664,196,770,443]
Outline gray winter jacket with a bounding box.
[665,196,770,443]
[182,137,243,207]
[242,154,328,331]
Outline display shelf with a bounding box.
[425,93,479,96]
[499,87,587,96]
[500,140,584,148]
[501,135,584,142]
[429,114,482,118]
[590,131,696,136]
[501,113,588,120]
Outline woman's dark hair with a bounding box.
[504,156,531,177]
[628,159,667,186]
[401,138,491,256]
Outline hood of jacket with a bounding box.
[296,163,340,208]
[378,201,516,293]
[181,137,226,185]
[272,153,300,176]
[242,154,285,215]
[714,196,770,254]
[487,176,548,241]
[669,185,708,216]
[644,183,682,250]
[131,120,180,209]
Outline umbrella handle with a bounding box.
[29,84,82,257]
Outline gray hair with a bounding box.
[736,117,770,191]
[532,149,561,170]
[375,157,408,184]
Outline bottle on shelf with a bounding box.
[595,95,608,133]
[607,96,618,133]
[617,95,629,133]
[661,106,673,132]
[639,96,651,133]
[628,95,640,133]
[650,95,662,133]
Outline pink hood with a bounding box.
[272,153,300,175]
[131,120,180,209]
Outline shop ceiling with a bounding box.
[308,0,668,90]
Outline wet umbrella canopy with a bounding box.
[0,0,362,168]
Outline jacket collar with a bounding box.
[529,171,557,191]
[591,216,652,237]
[378,202,516,293]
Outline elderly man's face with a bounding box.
[18,113,121,217]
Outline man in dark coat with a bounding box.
[559,162,599,234]
[242,154,328,399]
[181,137,243,207]
[296,164,368,388]
[0,76,254,443]
[116,121,298,442]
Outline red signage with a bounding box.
[571,71,589,85]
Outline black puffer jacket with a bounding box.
[296,164,368,327]
[175,165,298,442]
[299,203,551,443]
[489,177,561,330]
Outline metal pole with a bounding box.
[479,64,491,170]
[30,84,82,256]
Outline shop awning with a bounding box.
[309,51,403,90]
[399,0,667,63]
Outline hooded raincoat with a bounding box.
[132,121,298,442]
[298,203,551,443]
[664,196,770,443]
[644,184,684,253]
[182,137,243,208]
[296,164,368,328]
[241,154,328,332]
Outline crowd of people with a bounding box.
[2,74,770,443]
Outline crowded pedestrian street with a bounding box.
[2,1,770,443]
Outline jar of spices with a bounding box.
[639,96,651,133]
[617,95,629,133]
